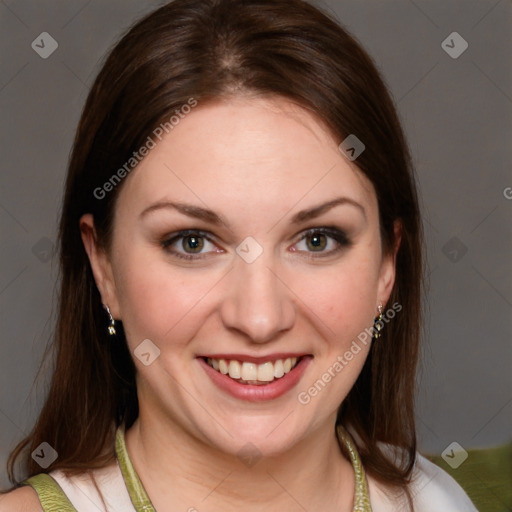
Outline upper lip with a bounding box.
[198,353,310,364]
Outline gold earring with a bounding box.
[373,303,384,340]
[103,304,116,335]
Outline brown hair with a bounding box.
[5,0,422,499]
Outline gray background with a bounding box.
[1,0,511,490]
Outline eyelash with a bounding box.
[160,227,351,261]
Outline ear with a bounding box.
[79,213,121,319]
[377,220,402,309]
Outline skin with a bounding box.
[80,96,400,511]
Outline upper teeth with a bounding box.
[207,357,299,383]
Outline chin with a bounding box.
[201,413,308,457]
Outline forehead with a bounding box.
[115,96,376,224]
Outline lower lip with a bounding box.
[198,357,311,402]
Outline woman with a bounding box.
[1,0,478,510]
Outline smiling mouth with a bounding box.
[204,357,302,385]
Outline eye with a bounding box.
[292,227,350,256]
[180,234,206,253]
[161,230,221,260]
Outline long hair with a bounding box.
[5,0,423,496]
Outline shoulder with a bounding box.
[409,453,478,511]
[0,460,132,512]
[367,452,478,512]
[0,485,43,512]
[48,463,135,511]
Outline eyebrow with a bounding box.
[139,196,366,227]
[290,197,366,223]
[140,201,227,225]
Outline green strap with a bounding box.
[115,425,156,511]
[336,425,373,512]
[21,473,77,511]
[20,425,370,512]
[114,423,371,512]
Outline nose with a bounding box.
[220,255,296,344]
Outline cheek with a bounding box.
[112,248,218,350]
[292,250,380,342]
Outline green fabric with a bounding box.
[20,424,373,512]
[336,424,373,511]
[428,443,512,512]
[115,425,156,511]
[20,428,157,512]
[114,423,373,512]
[21,473,77,511]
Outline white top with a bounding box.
[49,463,133,512]
[367,453,478,511]
[49,452,478,511]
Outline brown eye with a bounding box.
[306,233,327,251]
[293,227,350,257]
[161,230,221,260]
[182,235,204,253]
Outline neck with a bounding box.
[124,411,355,512]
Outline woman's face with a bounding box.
[82,96,397,457]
